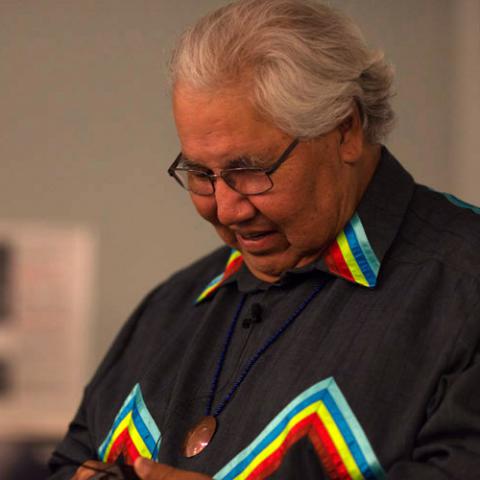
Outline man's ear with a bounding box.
[338,103,365,164]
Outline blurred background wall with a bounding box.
[1,0,479,383]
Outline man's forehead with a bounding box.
[173,83,248,115]
[173,81,249,101]
[172,83,271,135]
[173,86,287,165]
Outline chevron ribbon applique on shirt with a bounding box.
[214,378,385,480]
[98,383,161,465]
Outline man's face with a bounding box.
[173,85,359,282]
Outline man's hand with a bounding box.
[71,460,113,479]
[71,459,211,480]
[134,458,212,480]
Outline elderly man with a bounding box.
[49,0,480,479]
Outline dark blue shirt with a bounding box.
[50,148,480,479]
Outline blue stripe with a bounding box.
[133,386,161,458]
[195,273,224,304]
[98,393,137,458]
[350,214,380,279]
[344,222,377,286]
[98,384,161,461]
[205,272,224,290]
[112,396,137,430]
[131,403,156,455]
[322,391,375,479]
[328,383,386,479]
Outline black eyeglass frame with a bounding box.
[167,138,300,196]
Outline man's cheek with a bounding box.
[191,197,217,223]
[214,225,238,248]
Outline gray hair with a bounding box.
[169,0,395,143]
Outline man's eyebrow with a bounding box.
[227,156,261,168]
[179,153,269,169]
[177,155,209,170]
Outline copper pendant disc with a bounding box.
[183,415,217,457]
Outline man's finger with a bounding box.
[72,461,116,480]
[133,458,211,480]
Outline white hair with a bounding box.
[169,0,395,143]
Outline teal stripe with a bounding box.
[344,221,377,287]
[350,213,380,278]
[328,382,385,479]
[443,193,480,215]
[202,273,224,292]
[195,273,224,304]
[322,391,376,479]
[134,386,162,459]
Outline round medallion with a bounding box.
[182,416,217,457]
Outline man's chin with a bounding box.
[241,252,290,283]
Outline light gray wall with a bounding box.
[1,0,478,371]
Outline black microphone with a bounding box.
[242,303,263,328]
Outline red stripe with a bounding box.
[246,413,319,479]
[246,411,353,479]
[123,434,141,464]
[126,434,141,464]
[308,426,334,473]
[199,255,243,301]
[223,256,243,280]
[310,414,352,480]
[325,242,355,283]
[106,428,141,465]
[247,413,344,480]
[106,428,128,462]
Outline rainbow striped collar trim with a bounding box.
[196,213,380,303]
[196,249,244,303]
[323,212,380,288]
[214,377,385,480]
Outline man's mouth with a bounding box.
[234,230,280,253]
[238,231,272,240]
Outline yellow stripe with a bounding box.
[197,250,242,302]
[337,231,368,286]
[127,419,151,459]
[103,411,151,461]
[103,412,132,461]
[317,402,363,479]
[237,402,322,479]
[228,249,242,264]
[197,282,219,302]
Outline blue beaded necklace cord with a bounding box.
[206,294,247,416]
[206,280,326,418]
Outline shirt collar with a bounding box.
[195,249,244,303]
[196,147,414,303]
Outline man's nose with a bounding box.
[214,178,257,225]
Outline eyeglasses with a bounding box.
[167,138,299,196]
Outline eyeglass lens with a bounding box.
[175,169,273,195]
